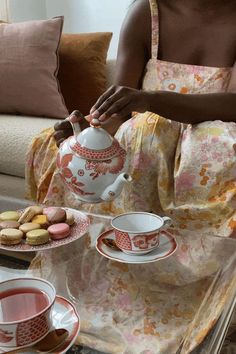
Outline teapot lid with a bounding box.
[69,118,123,160]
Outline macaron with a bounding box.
[0,228,23,245]
[0,211,20,222]
[43,207,66,224]
[18,206,43,224]
[19,223,41,234]
[31,215,49,228]
[43,207,57,215]
[26,229,50,246]
[48,223,70,240]
[65,211,75,226]
[18,206,36,223]
[0,221,20,230]
[31,205,43,215]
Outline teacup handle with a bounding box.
[162,216,172,228]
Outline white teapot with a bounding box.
[56,111,132,203]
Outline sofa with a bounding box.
[0,58,115,210]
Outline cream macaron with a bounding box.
[65,211,75,226]
[0,228,23,245]
[19,223,41,235]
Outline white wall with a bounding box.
[9,0,46,22]
[7,0,132,58]
[46,0,132,59]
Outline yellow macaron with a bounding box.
[31,215,49,228]
[0,211,20,222]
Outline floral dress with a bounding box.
[27,0,236,352]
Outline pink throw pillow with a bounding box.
[0,17,68,118]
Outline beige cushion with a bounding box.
[0,175,26,201]
[106,59,116,87]
[0,115,59,177]
[0,18,68,118]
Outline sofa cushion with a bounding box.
[0,175,26,201]
[0,115,59,178]
[0,18,68,118]
[58,32,112,115]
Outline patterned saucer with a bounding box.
[96,229,177,264]
[0,295,80,354]
[0,208,90,252]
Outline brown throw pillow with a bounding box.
[58,32,112,115]
[0,17,68,118]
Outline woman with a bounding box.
[27,0,236,352]
[28,0,236,237]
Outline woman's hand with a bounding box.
[53,107,126,147]
[90,85,150,122]
[54,110,89,147]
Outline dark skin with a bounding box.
[54,0,236,146]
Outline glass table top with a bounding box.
[1,211,236,354]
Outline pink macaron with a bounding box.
[43,207,66,224]
[47,223,70,240]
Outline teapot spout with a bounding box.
[100,173,132,202]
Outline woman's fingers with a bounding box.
[57,138,65,147]
[91,88,131,121]
[89,86,145,122]
[90,86,117,116]
[99,97,131,121]
[67,110,84,123]
[53,131,65,141]
[54,119,71,131]
[109,105,133,121]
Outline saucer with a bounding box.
[0,208,90,252]
[0,295,80,354]
[96,229,177,264]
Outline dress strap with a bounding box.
[148,0,159,59]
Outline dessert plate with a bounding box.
[0,208,90,252]
[0,295,80,354]
[96,229,177,264]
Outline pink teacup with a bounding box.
[111,212,171,255]
[0,277,56,348]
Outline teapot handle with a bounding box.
[66,110,82,136]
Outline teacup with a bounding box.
[111,212,171,255]
[0,277,56,348]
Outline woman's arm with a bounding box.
[114,24,236,124]
[142,62,236,124]
[90,0,150,134]
[54,0,150,144]
[151,63,236,124]
[147,90,236,124]
[91,80,236,125]
[113,0,150,88]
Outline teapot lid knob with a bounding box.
[90,118,101,128]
